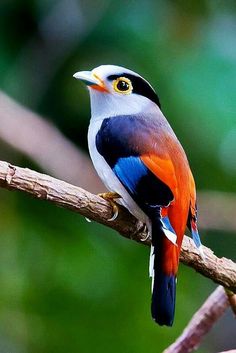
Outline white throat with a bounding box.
[89,88,157,121]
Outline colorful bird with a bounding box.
[73,65,202,326]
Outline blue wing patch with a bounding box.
[113,156,148,195]
[113,156,173,210]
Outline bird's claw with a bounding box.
[107,203,119,221]
[98,192,121,222]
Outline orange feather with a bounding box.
[141,149,194,275]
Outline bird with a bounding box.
[73,64,202,326]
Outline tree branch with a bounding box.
[1,92,236,234]
[163,286,230,353]
[0,160,235,292]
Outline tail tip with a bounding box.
[151,274,176,326]
[152,315,174,327]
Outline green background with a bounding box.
[0,1,235,352]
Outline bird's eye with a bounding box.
[113,77,133,94]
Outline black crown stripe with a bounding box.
[108,73,161,108]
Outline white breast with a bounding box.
[88,119,149,224]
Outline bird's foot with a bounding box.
[98,192,121,221]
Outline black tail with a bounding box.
[151,267,176,326]
[151,215,177,326]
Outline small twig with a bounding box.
[0,160,235,292]
[163,286,230,353]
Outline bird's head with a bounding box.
[73,65,161,120]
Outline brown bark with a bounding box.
[0,160,235,292]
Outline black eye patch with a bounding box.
[108,73,161,108]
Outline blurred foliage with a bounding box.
[0,1,236,352]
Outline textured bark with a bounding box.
[0,160,235,292]
[163,286,230,353]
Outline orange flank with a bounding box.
[140,154,178,199]
[141,152,193,274]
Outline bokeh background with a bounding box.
[0,1,236,352]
